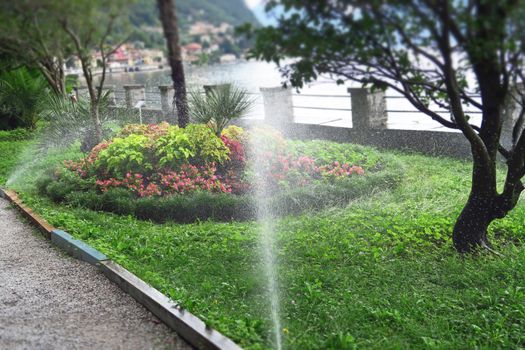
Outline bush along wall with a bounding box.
[37,123,404,223]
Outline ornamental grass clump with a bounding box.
[189,84,254,136]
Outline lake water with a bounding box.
[104,60,479,131]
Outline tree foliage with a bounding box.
[57,0,134,144]
[0,0,71,95]
[245,0,525,253]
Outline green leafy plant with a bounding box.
[63,123,232,182]
[155,126,194,168]
[96,134,154,175]
[185,124,230,165]
[189,84,254,136]
[154,124,231,168]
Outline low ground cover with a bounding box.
[2,129,525,350]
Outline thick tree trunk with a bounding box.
[452,192,494,253]
[172,65,189,127]
[452,156,523,253]
[157,0,189,127]
[452,151,499,254]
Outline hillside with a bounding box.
[130,0,259,29]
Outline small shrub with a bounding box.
[92,124,229,176]
[96,164,231,197]
[222,125,245,143]
[40,92,130,151]
[96,134,154,176]
[64,190,102,210]
[134,192,255,223]
[100,188,136,215]
[184,124,229,165]
[45,180,76,202]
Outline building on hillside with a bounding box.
[189,21,232,36]
[108,47,131,66]
[182,43,203,62]
[141,49,165,65]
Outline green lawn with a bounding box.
[2,132,525,350]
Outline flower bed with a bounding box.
[37,123,403,222]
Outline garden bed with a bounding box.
[35,124,404,223]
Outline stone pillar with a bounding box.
[159,85,173,113]
[260,86,294,127]
[159,85,176,124]
[75,86,90,101]
[348,88,387,129]
[124,84,145,108]
[501,83,525,149]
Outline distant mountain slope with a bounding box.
[251,2,284,26]
[130,0,259,28]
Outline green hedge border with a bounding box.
[37,155,404,223]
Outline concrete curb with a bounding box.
[0,187,244,350]
[51,229,108,265]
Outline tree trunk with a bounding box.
[452,192,495,253]
[91,101,103,144]
[87,76,102,145]
[157,0,189,127]
[38,61,66,96]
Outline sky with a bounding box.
[244,0,280,26]
[244,0,263,9]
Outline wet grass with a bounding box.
[2,133,525,349]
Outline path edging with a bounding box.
[51,229,109,265]
[0,187,243,350]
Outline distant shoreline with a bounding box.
[67,58,251,78]
[66,65,170,78]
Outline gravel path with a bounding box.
[0,198,192,350]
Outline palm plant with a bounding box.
[41,91,133,151]
[189,84,254,136]
[0,68,50,129]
